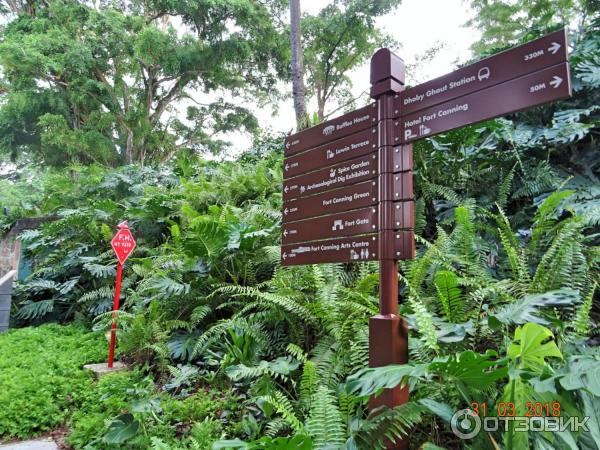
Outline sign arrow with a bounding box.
[284,208,289,215]
[284,186,289,193]
[285,142,290,149]
[283,229,288,237]
[548,42,561,54]
[550,75,563,88]
[282,252,287,259]
[285,164,289,171]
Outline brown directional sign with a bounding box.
[283,180,378,223]
[284,128,377,179]
[281,231,414,265]
[282,207,378,245]
[283,153,378,201]
[284,104,377,156]
[399,62,571,143]
[282,234,379,265]
[395,29,568,116]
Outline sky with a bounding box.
[234,0,481,154]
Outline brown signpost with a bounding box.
[284,128,377,179]
[282,234,379,265]
[282,207,378,245]
[281,28,571,450]
[395,29,568,116]
[282,180,378,223]
[284,104,377,156]
[399,62,571,143]
[283,153,378,200]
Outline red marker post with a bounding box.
[108,221,136,368]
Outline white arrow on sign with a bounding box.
[285,164,289,171]
[283,252,287,259]
[550,75,563,88]
[284,208,289,215]
[283,229,288,237]
[548,42,561,55]
[285,142,290,149]
[284,186,289,193]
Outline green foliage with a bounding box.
[305,386,345,449]
[0,324,104,439]
[0,0,286,165]
[301,0,400,119]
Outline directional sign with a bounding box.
[395,29,568,116]
[283,180,377,223]
[285,104,377,156]
[282,207,378,245]
[399,62,571,143]
[283,153,378,200]
[111,223,136,265]
[281,231,414,266]
[282,234,379,265]
[284,127,377,179]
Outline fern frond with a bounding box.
[434,270,465,323]
[354,403,425,449]
[305,386,345,450]
[573,282,596,336]
[263,390,303,432]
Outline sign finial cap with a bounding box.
[371,48,405,85]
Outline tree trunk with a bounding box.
[317,88,325,122]
[290,0,310,130]
[125,127,134,164]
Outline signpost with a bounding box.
[395,29,568,116]
[281,28,571,449]
[283,153,378,200]
[108,221,136,368]
[284,127,377,178]
[399,62,571,142]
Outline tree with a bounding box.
[289,0,309,130]
[301,0,400,120]
[0,0,288,166]
[467,0,600,54]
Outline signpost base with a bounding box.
[369,314,409,450]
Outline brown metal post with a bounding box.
[369,48,411,450]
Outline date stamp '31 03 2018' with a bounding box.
[471,401,562,417]
[450,402,590,441]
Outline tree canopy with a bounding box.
[0,0,288,166]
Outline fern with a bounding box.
[573,282,596,336]
[263,390,303,432]
[353,403,425,449]
[496,165,516,209]
[495,207,530,288]
[16,299,54,319]
[434,270,465,323]
[530,190,574,253]
[532,219,587,292]
[299,360,317,412]
[305,386,345,450]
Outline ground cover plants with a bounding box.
[0,324,104,439]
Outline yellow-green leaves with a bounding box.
[508,323,563,372]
